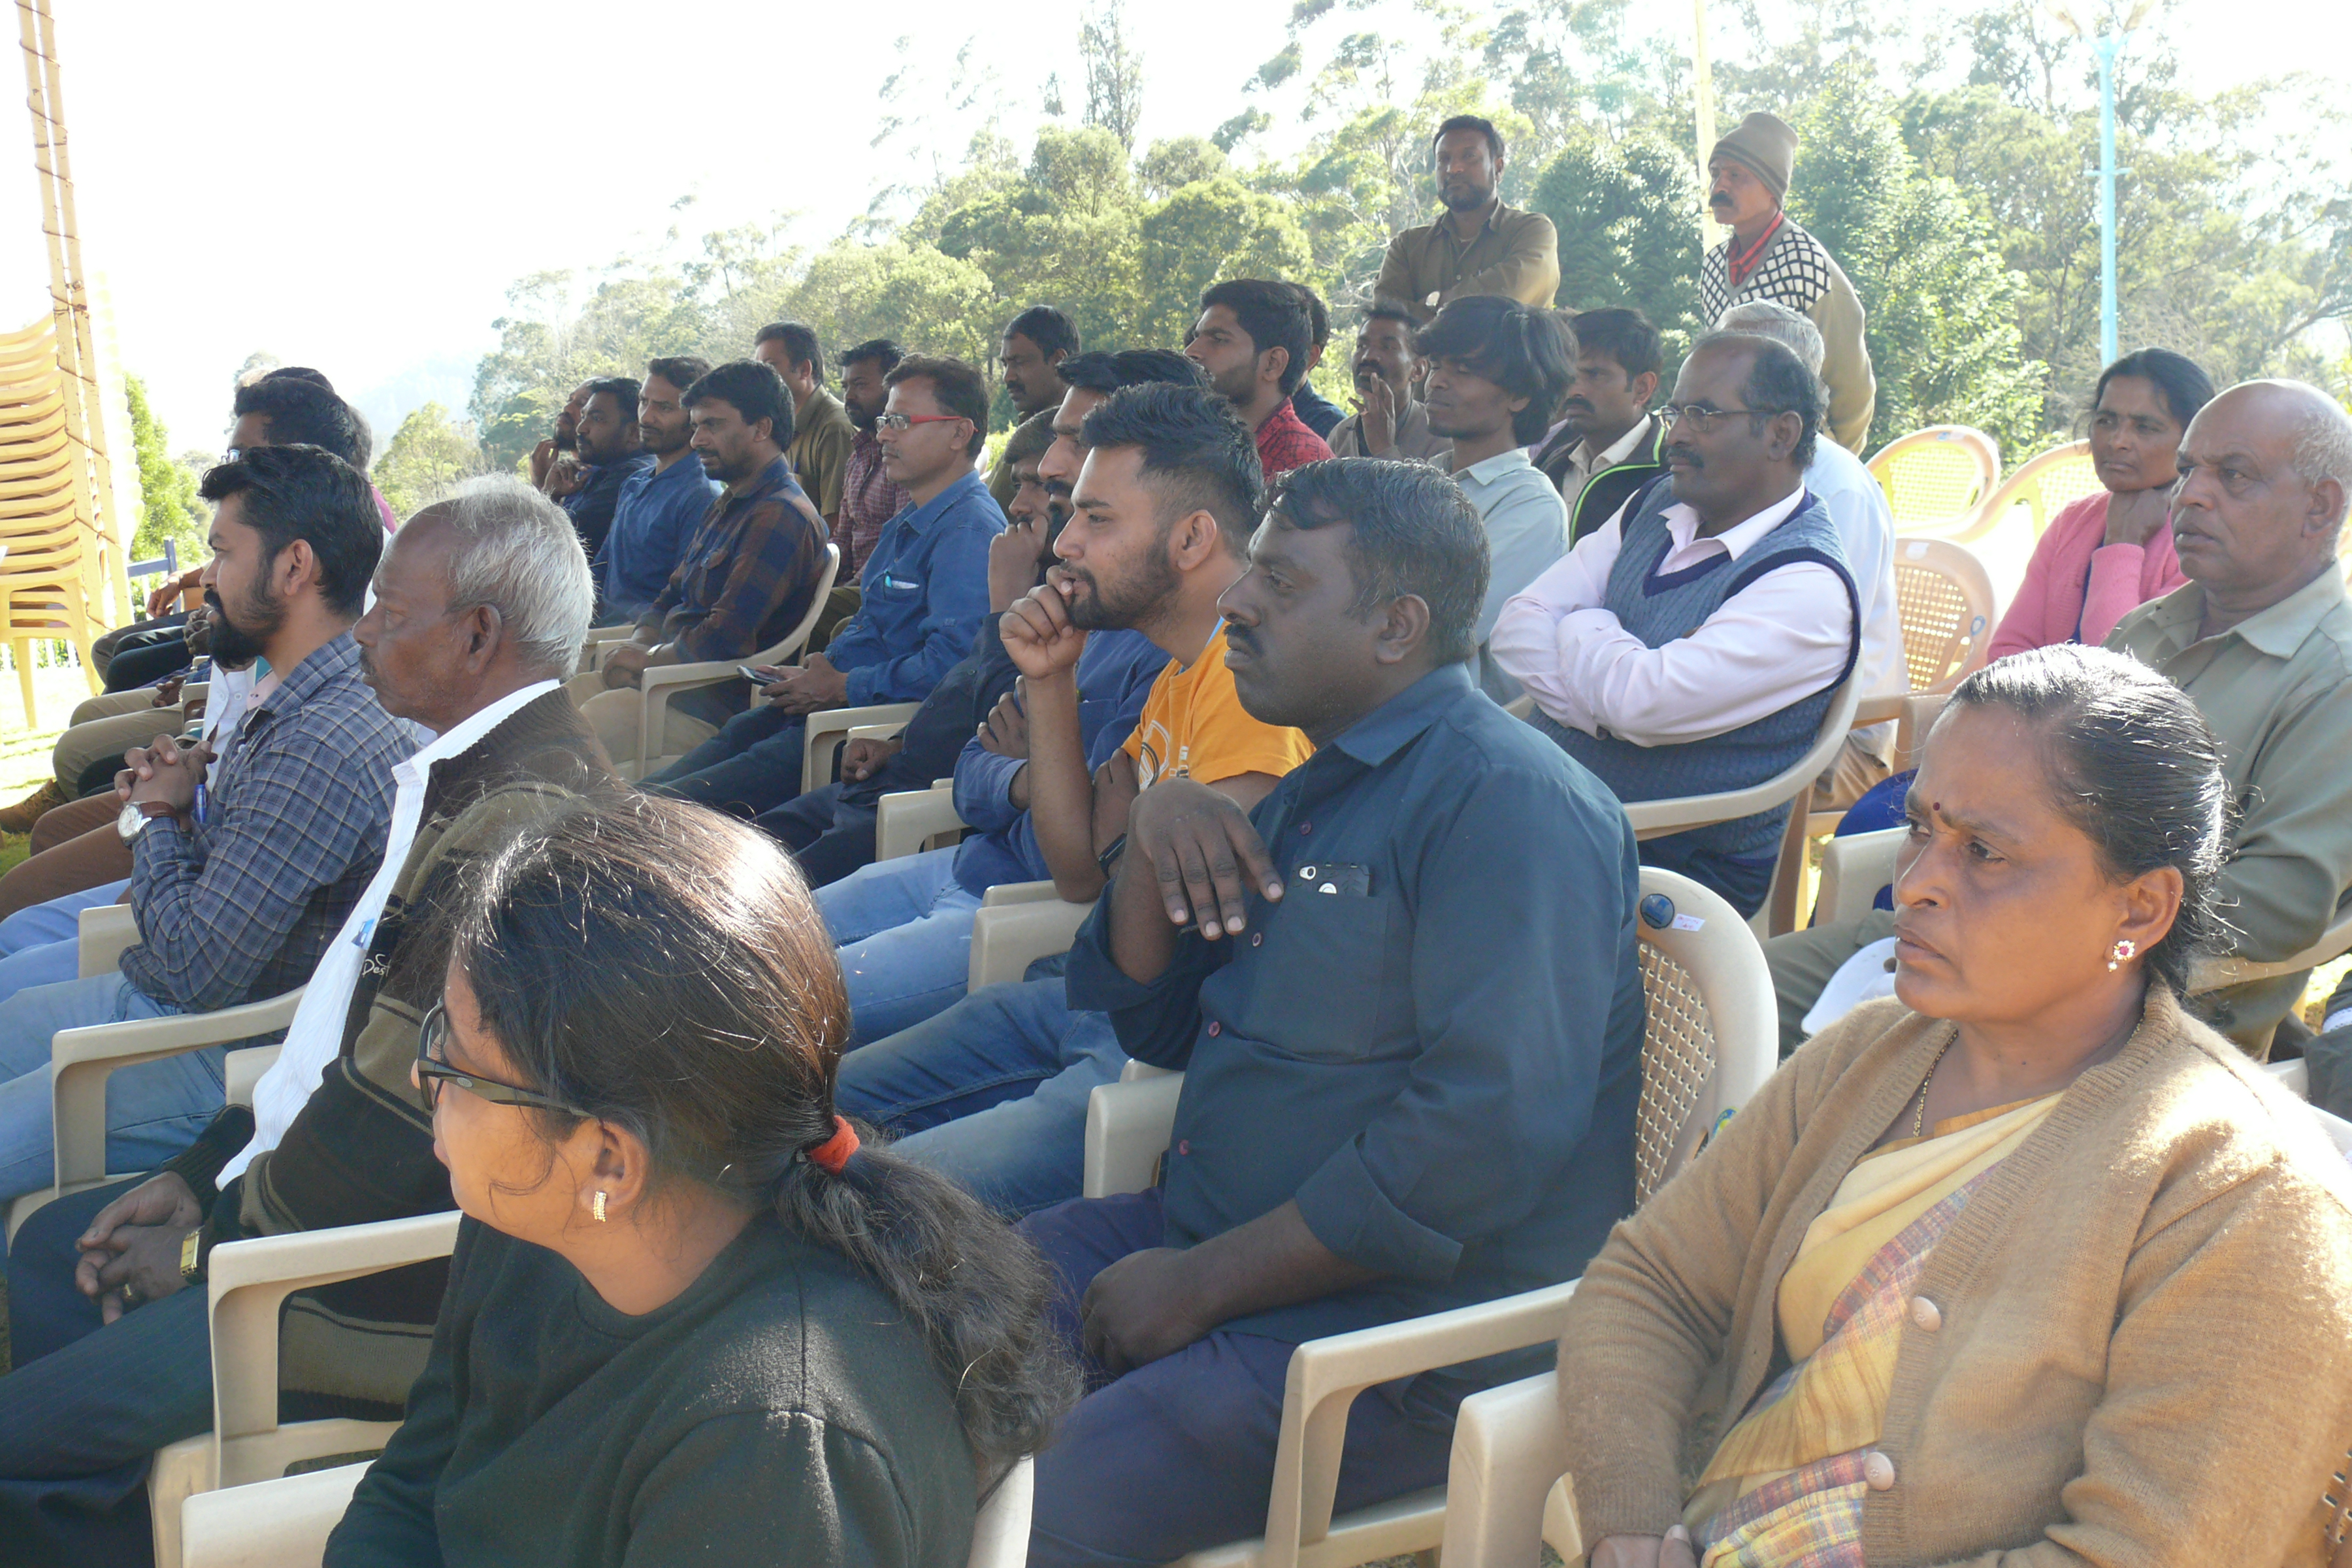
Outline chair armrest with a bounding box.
[223,1044,281,1107]
[1437,1371,1569,1568]
[1082,1071,1184,1198]
[180,1461,370,1568]
[52,985,306,1190]
[1622,678,1860,841]
[981,879,1062,908]
[1542,1476,1584,1563]
[1813,826,1906,929]
[2189,909,2352,994]
[78,902,138,979]
[970,896,1094,990]
[1262,1280,1582,1561]
[875,787,968,862]
[802,702,923,796]
[848,722,907,742]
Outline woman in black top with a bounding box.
[327,796,1075,1568]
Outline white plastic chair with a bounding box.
[967,879,1092,992]
[800,698,922,797]
[1619,676,1860,847]
[1078,868,1779,1565]
[876,781,970,862]
[634,542,841,775]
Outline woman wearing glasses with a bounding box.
[1554,645,2352,1567]
[326,796,1074,1567]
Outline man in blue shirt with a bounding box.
[1021,457,1646,1567]
[559,376,653,563]
[593,355,720,625]
[644,355,1005,815]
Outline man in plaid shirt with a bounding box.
[0,446,410,1203]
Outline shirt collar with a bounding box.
[1582,415,1656,472]
[1457,447,1537,486]
[2179,566,2351,660]
[893,466,985,534]
[1326,662,1477,768]
[639,452,706,491]
[1659,485,1808,561]
[252,632,363,719]
[395,680,562,785]
[725,454,796,510]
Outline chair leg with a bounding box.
[1764,803,1812,938]
[14,638,37,732]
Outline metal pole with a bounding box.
[1693,0,1720,252]
[2095,31,2120,366]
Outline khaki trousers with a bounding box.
[1762,909,1898,1059]
[53,706,191,791]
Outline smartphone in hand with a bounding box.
[739,664,783,685]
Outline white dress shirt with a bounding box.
[1804,438,1909,753]
[1489,486,1853,747]
[1553,416,1658,524]
[220,679,560,1184]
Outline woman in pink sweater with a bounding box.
[1987,348,2214,660]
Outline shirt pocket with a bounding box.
[1226,890,1397,1060]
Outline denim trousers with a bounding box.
[0,974,204,1203]
[815,846,985,1045]
[643,702,809,817]
[835,977,1126,1216]
[0,879,129,962]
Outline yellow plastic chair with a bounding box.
[1078,867,1779,1566]
[1962,439,2104,545]
[1891,536,1999,696]
[1866,426,2000,533]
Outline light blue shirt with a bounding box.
[1451,447,1570,700]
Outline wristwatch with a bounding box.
[116,800,156,845]
[180,1228,204,1284]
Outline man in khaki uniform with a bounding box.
[1698,112,1876,455]
[1374,115,1558,325]
[755,321,855,531]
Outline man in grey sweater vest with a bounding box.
[1490,333,1858,915]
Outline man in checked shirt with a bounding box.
[0,445,412,1204]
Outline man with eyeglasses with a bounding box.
[1491,331,1859,917]
[640,355,1006,819]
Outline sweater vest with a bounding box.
[1539,478,1859,865]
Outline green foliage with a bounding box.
[123,373,207,563]
[374,403,487,521]
[1534,130,1705,354]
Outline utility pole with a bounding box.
[2054,2,2151,368]
[1693,0,1720,252]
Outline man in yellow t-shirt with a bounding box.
[833,381,1309,1218]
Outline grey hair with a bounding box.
[2274,380,2352,527]
[418,475,596,678]
[1714,300,1825,376]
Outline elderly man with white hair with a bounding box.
[1769,379,2352,1060]
[1716,299,1908,804]
[0,476,622,1559]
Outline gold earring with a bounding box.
[2108,938,2137,973]
[592,1190,608,1223]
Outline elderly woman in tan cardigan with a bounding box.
[1556,642,2352,1567]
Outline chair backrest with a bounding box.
[1890,536,1998,694]
[1621,673,1860,841]
[1628,867,1778,1203]
[1867,426,2000,531]
[1970,440,2103,541]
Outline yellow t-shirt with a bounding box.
[1122,626,1314,789]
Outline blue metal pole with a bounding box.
[2096,32,2121,365]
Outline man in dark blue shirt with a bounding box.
[593,357,721,625]
[1024,457,1646,1567]
[560,376,653,564]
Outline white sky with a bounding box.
[0,0,2330,457]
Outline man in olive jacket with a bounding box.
[0,478,618,1561]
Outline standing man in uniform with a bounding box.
[1374,115,1560,325]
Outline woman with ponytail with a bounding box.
[326,795,1075,1568]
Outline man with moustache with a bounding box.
[1374,114,1560,325]
[0,446,414,1205]
[1531,306,1669,540]
[834,339,912,581]
[0,479,616,1561]
[990,306,1081,508]
[593,356,720,625]
[1326,301,1448,463]
[530,378,596,497]
[558,376,651,564]
[1184,280,1331,478]
[755,321,858,532]
[1492,332,1858,918]
[1697,111,1876,453]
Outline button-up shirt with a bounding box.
[2109,568,2352,1044]
[1491,485,1850,746]
[639,455,830,667]
[1066,662,1644,1364]
[1373,199,1561,323]
[123,633,413,1013]
[559,451,652,563]
[787,388,856,519]
[221,678,561,1185]
[1542,416,1658,524]
[824,468,1006,706]
[838,427,908,582]
[596,453,721,623]
[1327,399,1451,465]
[1451,446,1571,657]
[1254,398,1333,480]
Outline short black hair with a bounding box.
[197,444,384,617]
[1079,382,1266,554]
[1199,280,1315,398]
[2094,346,2215,431]
[1413,295,1575,445]
[1288,284,1330,350]
[840,339,904,378]
[1700,331,1823,470]
[1362,299,1419,335]
[261,367,334,392]
[583,376,642,421]
[1002,406,1058,469]
[1056,348,1209,397]
[887,355,991,460]
[1003,306,1081,362]
[684,361,796,449]
[645,355,710,394]
[753,321,824,379]
[231,376,366,469]
[1569,307,1664,382]
[1433,114,1504,162]
[1267,459,1490,664]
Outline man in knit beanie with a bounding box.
[1699,110,1878,455]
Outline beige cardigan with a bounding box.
[1554,988,2352,1565]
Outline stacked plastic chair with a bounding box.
[0,318,103,726]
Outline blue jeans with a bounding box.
[1019,1190,1455,1567]
[837,978,1125,1215]
[0,1177,214,1564]
[0,881,129,958]
[644,703,809,817]
[0,974,203,1203]
[817,847,983,1045]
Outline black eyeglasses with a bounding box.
[416,1003,591,1116]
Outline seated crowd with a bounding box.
[0,107,2347,1568]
